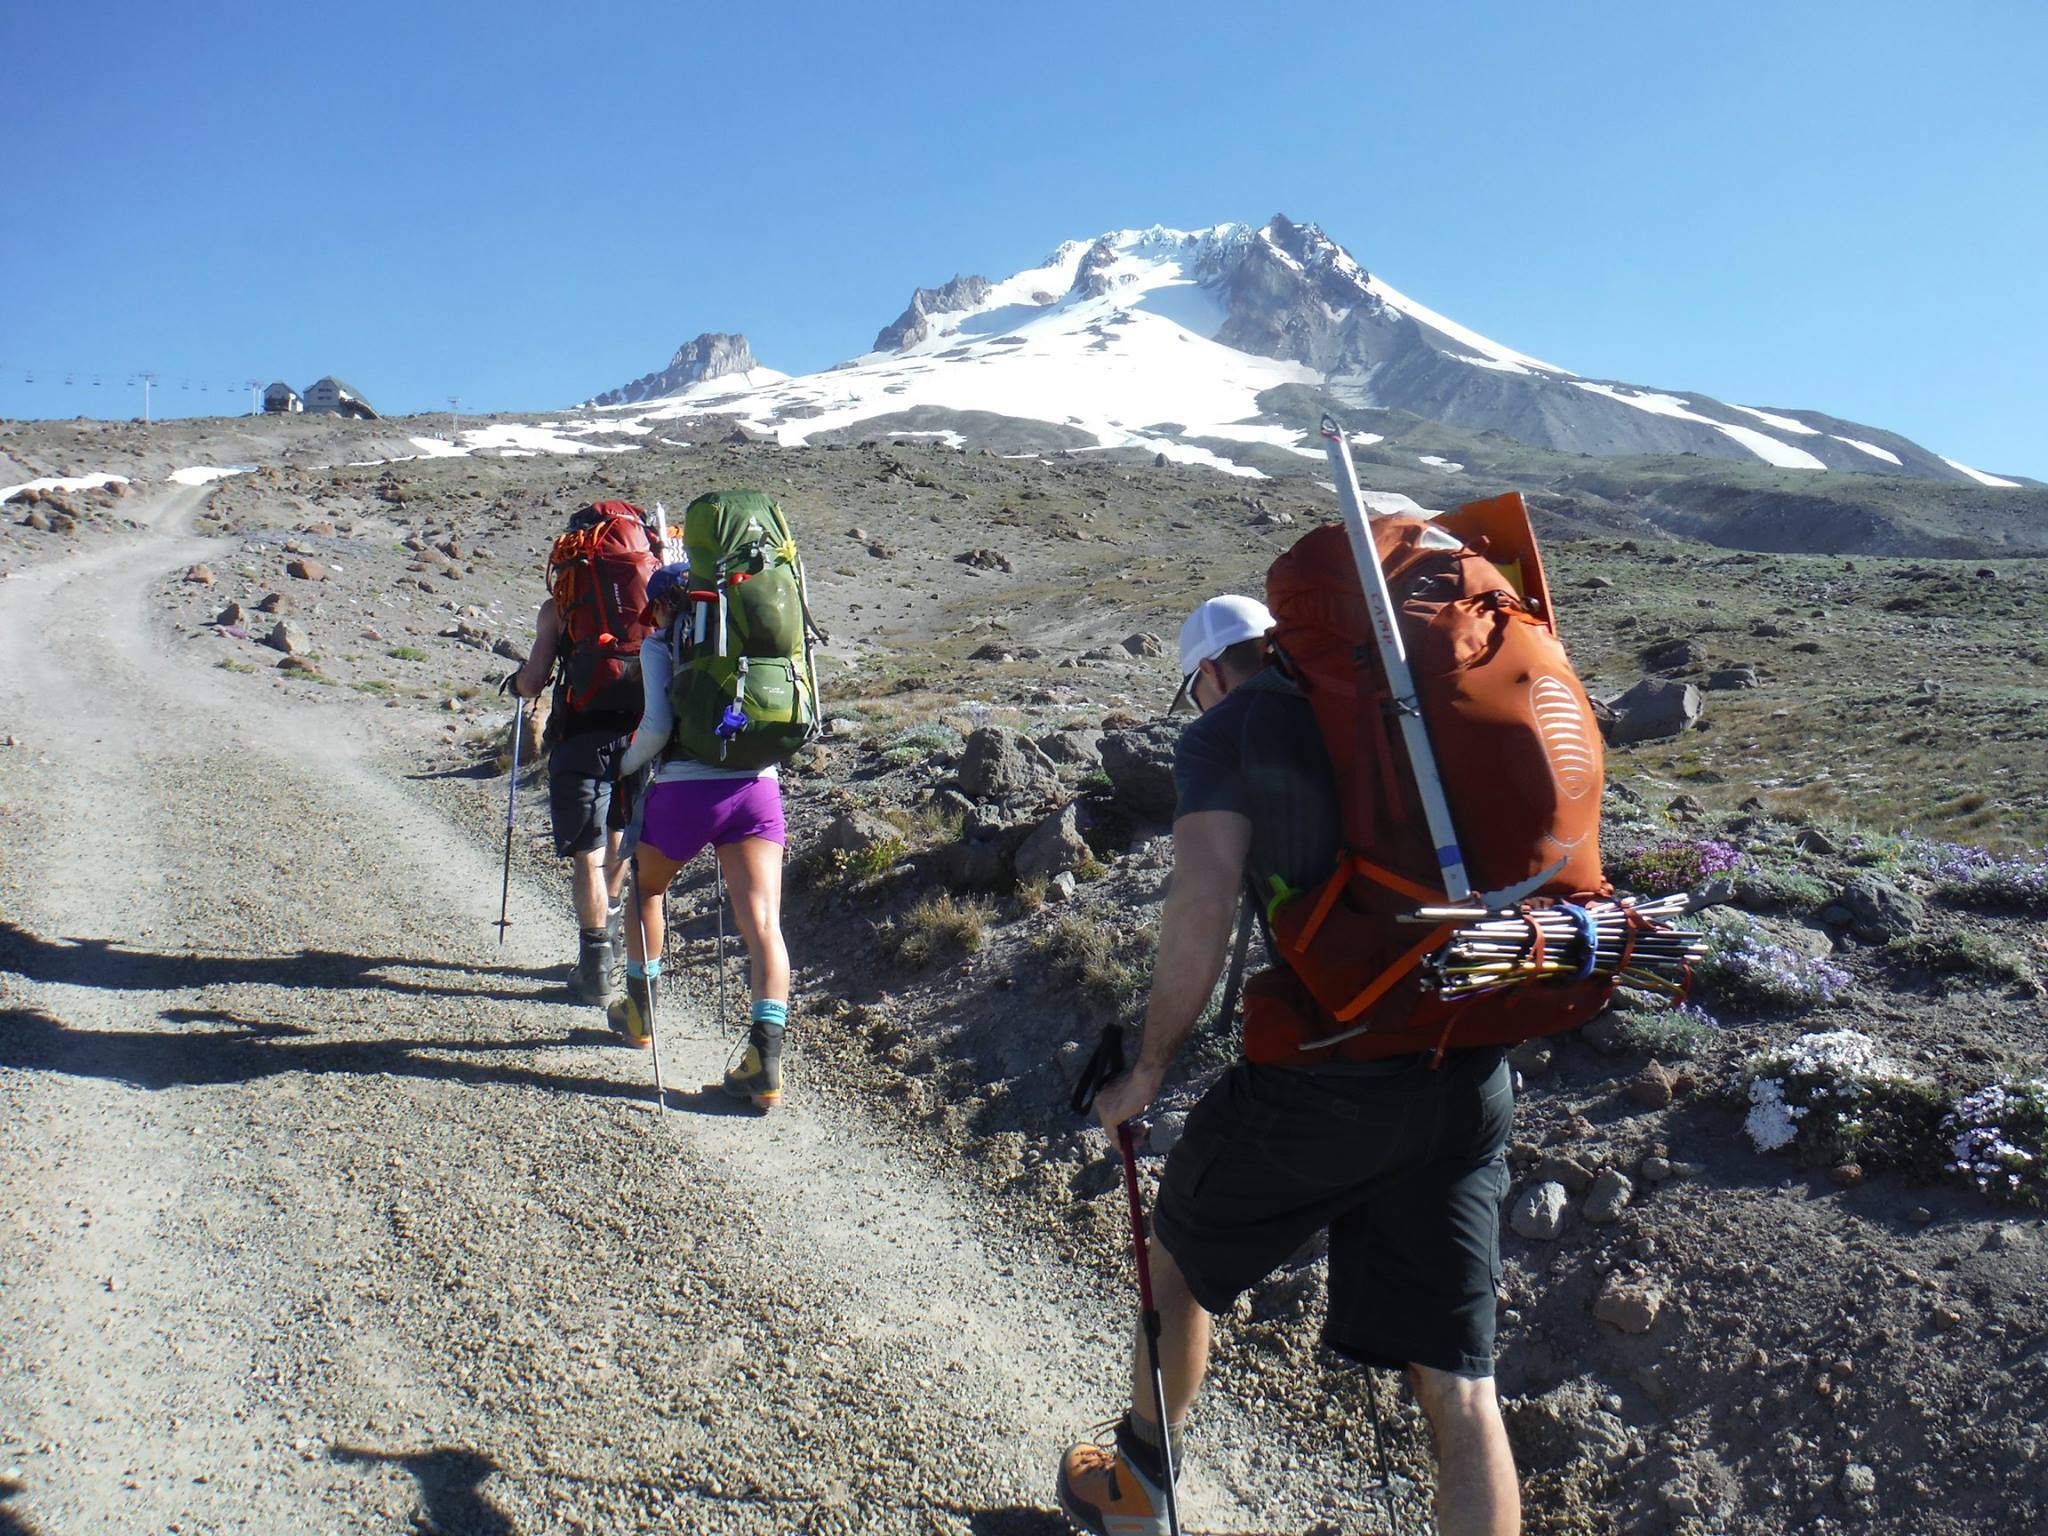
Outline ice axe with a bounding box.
[1071,1026,1184,1536]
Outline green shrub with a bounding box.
[1609,1003,1718,1057]
[1035,913,1153,1010]
[1887,931,2037,992]
[884,893,992,968]
[387,645,428,662]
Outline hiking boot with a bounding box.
[1056,1421,1171,1536]
[569,929,616,1006]
[605,975,654,1049]
[721,1023,784,1109]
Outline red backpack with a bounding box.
[546,501,665,716]
[1248,492,1614,1064]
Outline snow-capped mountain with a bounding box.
[590,218,2025,488]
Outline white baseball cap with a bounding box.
[1172,594,1274,709]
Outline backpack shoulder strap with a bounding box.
[1213,893,1256,1031]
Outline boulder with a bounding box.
[1120,632,1165,658]
[1823,875,1925,943]
[1035,729,1104,769]
[256,592,289,614]
[1642,636,1706,672]
[1600,678,1701,745]
[936,832,1013,892]
[1511,1181,1569,1241]
[1628,1061,1676,1109]
[955,548,1013,572]
[821,809,903,856]
[286,558,328,581]
[1015,803,1092,882]
[959,726,1051,801]
[1708,665,1761,690]
[1584,1168,1635,1224]
[213,602,245,627]
[1592,1273,1664,1333]
[262,621,308,655]
[1101,723,1180,821]
[183,563,216,585]
[275,655,322,674]
[1048,870,1079,903]
[1534,1154,1595,1193]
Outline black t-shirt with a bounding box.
[1172,668,1341,935]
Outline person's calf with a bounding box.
[1408,1365,1520,1536]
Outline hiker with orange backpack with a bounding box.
[1061,426,1631,1536]
[503,500,677,1005]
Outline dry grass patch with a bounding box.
[885,893,993,968]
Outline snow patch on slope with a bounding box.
[1940,456,2021,489]
[1833,435,1903,467]
[1365,275,1575,376]
[1,471,131,499]
[1729,404,1821,436]
[1573,383,1826,470]
[169,464,256,486]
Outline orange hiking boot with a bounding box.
[1057,1423,1171,1536]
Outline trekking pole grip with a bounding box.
[1070,1025,1127,1116]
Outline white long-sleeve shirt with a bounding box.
[619,624,777,784]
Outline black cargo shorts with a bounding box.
[547,726,633,858]
[1152,1045,1513,1378]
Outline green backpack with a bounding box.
[667,489,821,770]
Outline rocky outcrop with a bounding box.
[874,276,993,352]
[592,332,763,406]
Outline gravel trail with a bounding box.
[0,493,1317,1533]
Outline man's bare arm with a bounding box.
[1091,809,1250,1132]
[510,602,560,698]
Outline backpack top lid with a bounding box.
[571,499,649,530]
[682,489,794,578]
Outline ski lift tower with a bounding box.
[139,371,157,425]
[448,395,461,439]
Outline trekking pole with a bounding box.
[494,698,523,944]
[630,853,669,1118]
[714,860,728,1031]
[1072,1028,1184,1536]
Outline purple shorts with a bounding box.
[639,776,785,864]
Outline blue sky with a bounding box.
[4,0,2042,478]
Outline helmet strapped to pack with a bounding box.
[1241,419,1713,1066]
[664,489,821,771]
[546,500,672,718]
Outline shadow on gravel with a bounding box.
[329,1445,512,1535]
[0,1004,651,1106]
[0,922,564,1005]
[657,1083,769,1118]
[0,1477,46,1536]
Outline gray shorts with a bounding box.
[1153,1046,1513,1378]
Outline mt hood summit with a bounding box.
[593,216,2023,489]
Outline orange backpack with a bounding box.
[1247,493,1612,1064]
[546,501,668,717]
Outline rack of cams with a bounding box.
[1413,885,1727,1000]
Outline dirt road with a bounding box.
[0,492,1350,1533]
